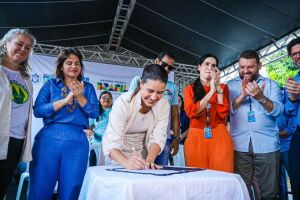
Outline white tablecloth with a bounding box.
[79,166,250,200]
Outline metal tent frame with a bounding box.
[33,26,300,94]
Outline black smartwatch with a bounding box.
[289,96,297,103]
[172,135,180,143]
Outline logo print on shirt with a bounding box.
[10,81,29,104]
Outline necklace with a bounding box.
[61,86,77,112]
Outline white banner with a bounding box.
[29,54,174,140]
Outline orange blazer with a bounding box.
[184,83,230,129]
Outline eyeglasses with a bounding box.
[101,97,112,101]
[291,51,300,58]
[160,61,174,71]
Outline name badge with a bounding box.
[204,127,212,139]
[247,111,256,122]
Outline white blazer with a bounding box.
[0,65,33,161]
[102,90,170,157]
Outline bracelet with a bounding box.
[257,97,267,104]
[172,135,180,143]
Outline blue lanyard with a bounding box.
[248,96,252,111]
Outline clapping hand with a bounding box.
[64,91,74,105]
[285,77,300,100]
[241,77,249,98]
[209,68,221,93]
[213,68,221,86]
[245,81,265,100]
[71,81,84,98]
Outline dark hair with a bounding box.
[157,51,175,61]
[131,64,168,100]
[239,49,260,64]
[55,48,84,81]
[178,94,184,111]
[193,54,219,102]
[96,91,113,122]
[287,37,300,56]
[0,28,36,78]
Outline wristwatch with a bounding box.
[257,97,267,104]
[172,136,181,143]
[289,96,297,103]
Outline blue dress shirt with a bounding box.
[227,75,283,153]
[277,89,297,152]
[34,78,99,129]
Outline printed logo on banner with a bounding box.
[31,73,42,84]
[40,74,90,83]
[43,74,55,83]
[97,79,127,93]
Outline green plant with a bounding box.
[265,55,298,87]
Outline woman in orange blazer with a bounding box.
[184,54,233,172]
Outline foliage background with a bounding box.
[265,51,298,87]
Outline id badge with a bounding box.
[247,111,256,122]
[204,127,212,139]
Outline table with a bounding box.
[79,166,250,200]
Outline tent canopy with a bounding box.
[1,0,300,69]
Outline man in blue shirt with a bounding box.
[277,88,297,200]
[129,51,180,165]
[284,37,300,200]
[227,50,283,200]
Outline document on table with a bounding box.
[106,166,204,176]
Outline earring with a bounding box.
[2,46,7,53]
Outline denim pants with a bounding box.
[279,151,289,200]
[28,123,89,200]
[155,138,171,165]
[289,127,300,200]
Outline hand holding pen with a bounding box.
[124,146,146,170]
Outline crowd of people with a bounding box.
[0,28,300,200]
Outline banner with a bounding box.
[29,54,174,140]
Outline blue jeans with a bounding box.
[155,138,171,165]
[29,123,89,200]
[289,127,300,200]
[280,151,289,200]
